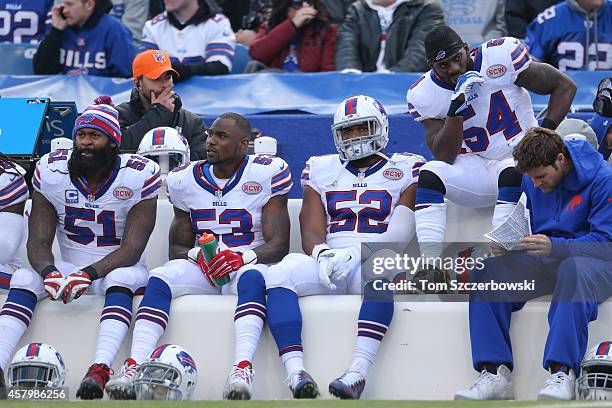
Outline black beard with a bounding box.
[68,143,118,180]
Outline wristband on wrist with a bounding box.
[81,266,99,281]
[41,264,58,278]
[541,118,557,130]
[241,249,258,266]
[311,243,330,260]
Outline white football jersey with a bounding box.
[302,153,424,249]
[141,11,235,70]
[406,37,538,160]
[167,154,292,254]
[0,160,28,280]
[32,150,161,267]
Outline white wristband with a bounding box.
[242,249,258,265]
[311,243,330,261]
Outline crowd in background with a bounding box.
[0,0,610,78]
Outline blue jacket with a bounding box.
[523,140,612,259]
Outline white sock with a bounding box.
[492,202,516,229]
[415,203,447,258]
[94,319,129,366]
[233,315,263,364]
[349,336,381,378]
[130,319,165,364]
[0,316,27,370]
[282,350,305,377]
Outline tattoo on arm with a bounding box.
[90,198,157,277]
[255,194,290,264]
[169,206,195,260]
[27,191,57,274]
[300,185,327,255]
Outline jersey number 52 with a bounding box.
[326,190,392,234]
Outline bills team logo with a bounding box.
[113,187,133,200]
[435,50,446,61]
[487,64,506,78]
[65,190,79,203]
[176,351,197,373]
[152,51,166,63]
[242,181,262,194]
[383,168,403,180]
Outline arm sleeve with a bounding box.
[248,20,297,63]
[270,159,293,197]
[203,14,236,71]
[119,104,176,152]
[321,25,337,72]
[549,176,612,260]
[140,161,162,200]
[389,2,445,72]
[300,156,323,194]
[122,0,148,42]
[483,0,507,40]
[166,169,189,212]
[334,5,362,71]
[105,23,135,78]
[32,27,63,74]
[0,174,28,210]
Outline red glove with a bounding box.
[43,270,65,301]
[207,250,244,281]
[61,270,93,304]
[187,247,215,287]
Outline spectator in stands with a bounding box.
[149,0,164,18]
[505,0,559,39]
[322,0,354,24]
[456,127,612,401]
[441,0,507,47]
[248,0,337,72]
[55,0,149,41]
[524,0,612,71]
[141,0,235,82]
[0,0,52,43]
[116,49,206,160]
[216,0,270,46]
[217,0,251,31]
[33,0,133,77]
[335,0,445,73]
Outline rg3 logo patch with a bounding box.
[65,190,78,203]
